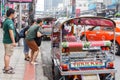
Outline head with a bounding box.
[37,18,43,27]
[6,8,15,19]
[31,19,36,25]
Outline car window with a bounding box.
[103,27,113,31]
[92,26,101,31]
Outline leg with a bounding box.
[26,40,39,64]
[31,49,39,63]
[24,39,30,60]
[3,44,15,74]
[30,50,34,62]
[4,54,11,70]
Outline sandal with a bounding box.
[3,69,15,74]
[3,66,14,71]
[24,57,30,61]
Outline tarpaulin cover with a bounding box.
[80,17,116,27]
[61,17,116,29]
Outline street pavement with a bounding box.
[36,41,53,80]
[0,29,25,80]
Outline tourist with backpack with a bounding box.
[19,19,36,61]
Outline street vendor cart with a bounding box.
[51,17,117,80]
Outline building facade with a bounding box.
[44,0,63,11]
[44,0,52,11]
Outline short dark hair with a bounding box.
[30,19,36,25]
[6,8,15,17]
[37,18,42,24]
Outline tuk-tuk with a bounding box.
[51,17,117,80]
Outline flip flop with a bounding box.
[3,69,15,74]
[24,57,30,61]
[3,66,14,71]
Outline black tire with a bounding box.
[52,60,61,80]
[110,41,120,55]
[43,35,51,41]
[43,35,47,40]
[100,73,115,80]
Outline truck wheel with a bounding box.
[111,41,120,55]
[43,35,47,40]
[100,74,115,80]
[52,60,61,80]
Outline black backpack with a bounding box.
[19,26,29,38]
[15,28,20,43]
[34,27,42,46]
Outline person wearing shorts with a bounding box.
[3,8,16,74]
[25,18,43,65]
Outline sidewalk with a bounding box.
[0,29,48,80]
[0,45,26,80]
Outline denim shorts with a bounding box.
[24,39,29,54]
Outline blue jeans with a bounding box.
[24,39,29,54]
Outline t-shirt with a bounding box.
[25,25,42,40]
[3,18,16,44]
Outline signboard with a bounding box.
[8,0,33,3]
[76,9,80,17]
[5,4,14,9]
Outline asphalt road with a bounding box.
[41,41,53,80]
[38,41,120,80]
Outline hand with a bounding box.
[37,32,42,37]
[12,43,17,47]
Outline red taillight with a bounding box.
[106,62,114,69]
[107,62,114,68]
[61,64,69,71]
[102,47,110,51]
[66,48,69,52]
[102,47,106,50]
[62,48,70,53]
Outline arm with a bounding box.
[9,29,16,46]
[8,21,16,46]
[25,31,28,35]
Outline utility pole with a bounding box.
[0,0,2,17]
[19,2,22,31]
[29,0,35,25]
[71,0,76,17]
[18,1,22,46]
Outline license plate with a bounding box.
[70,61,105,68]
